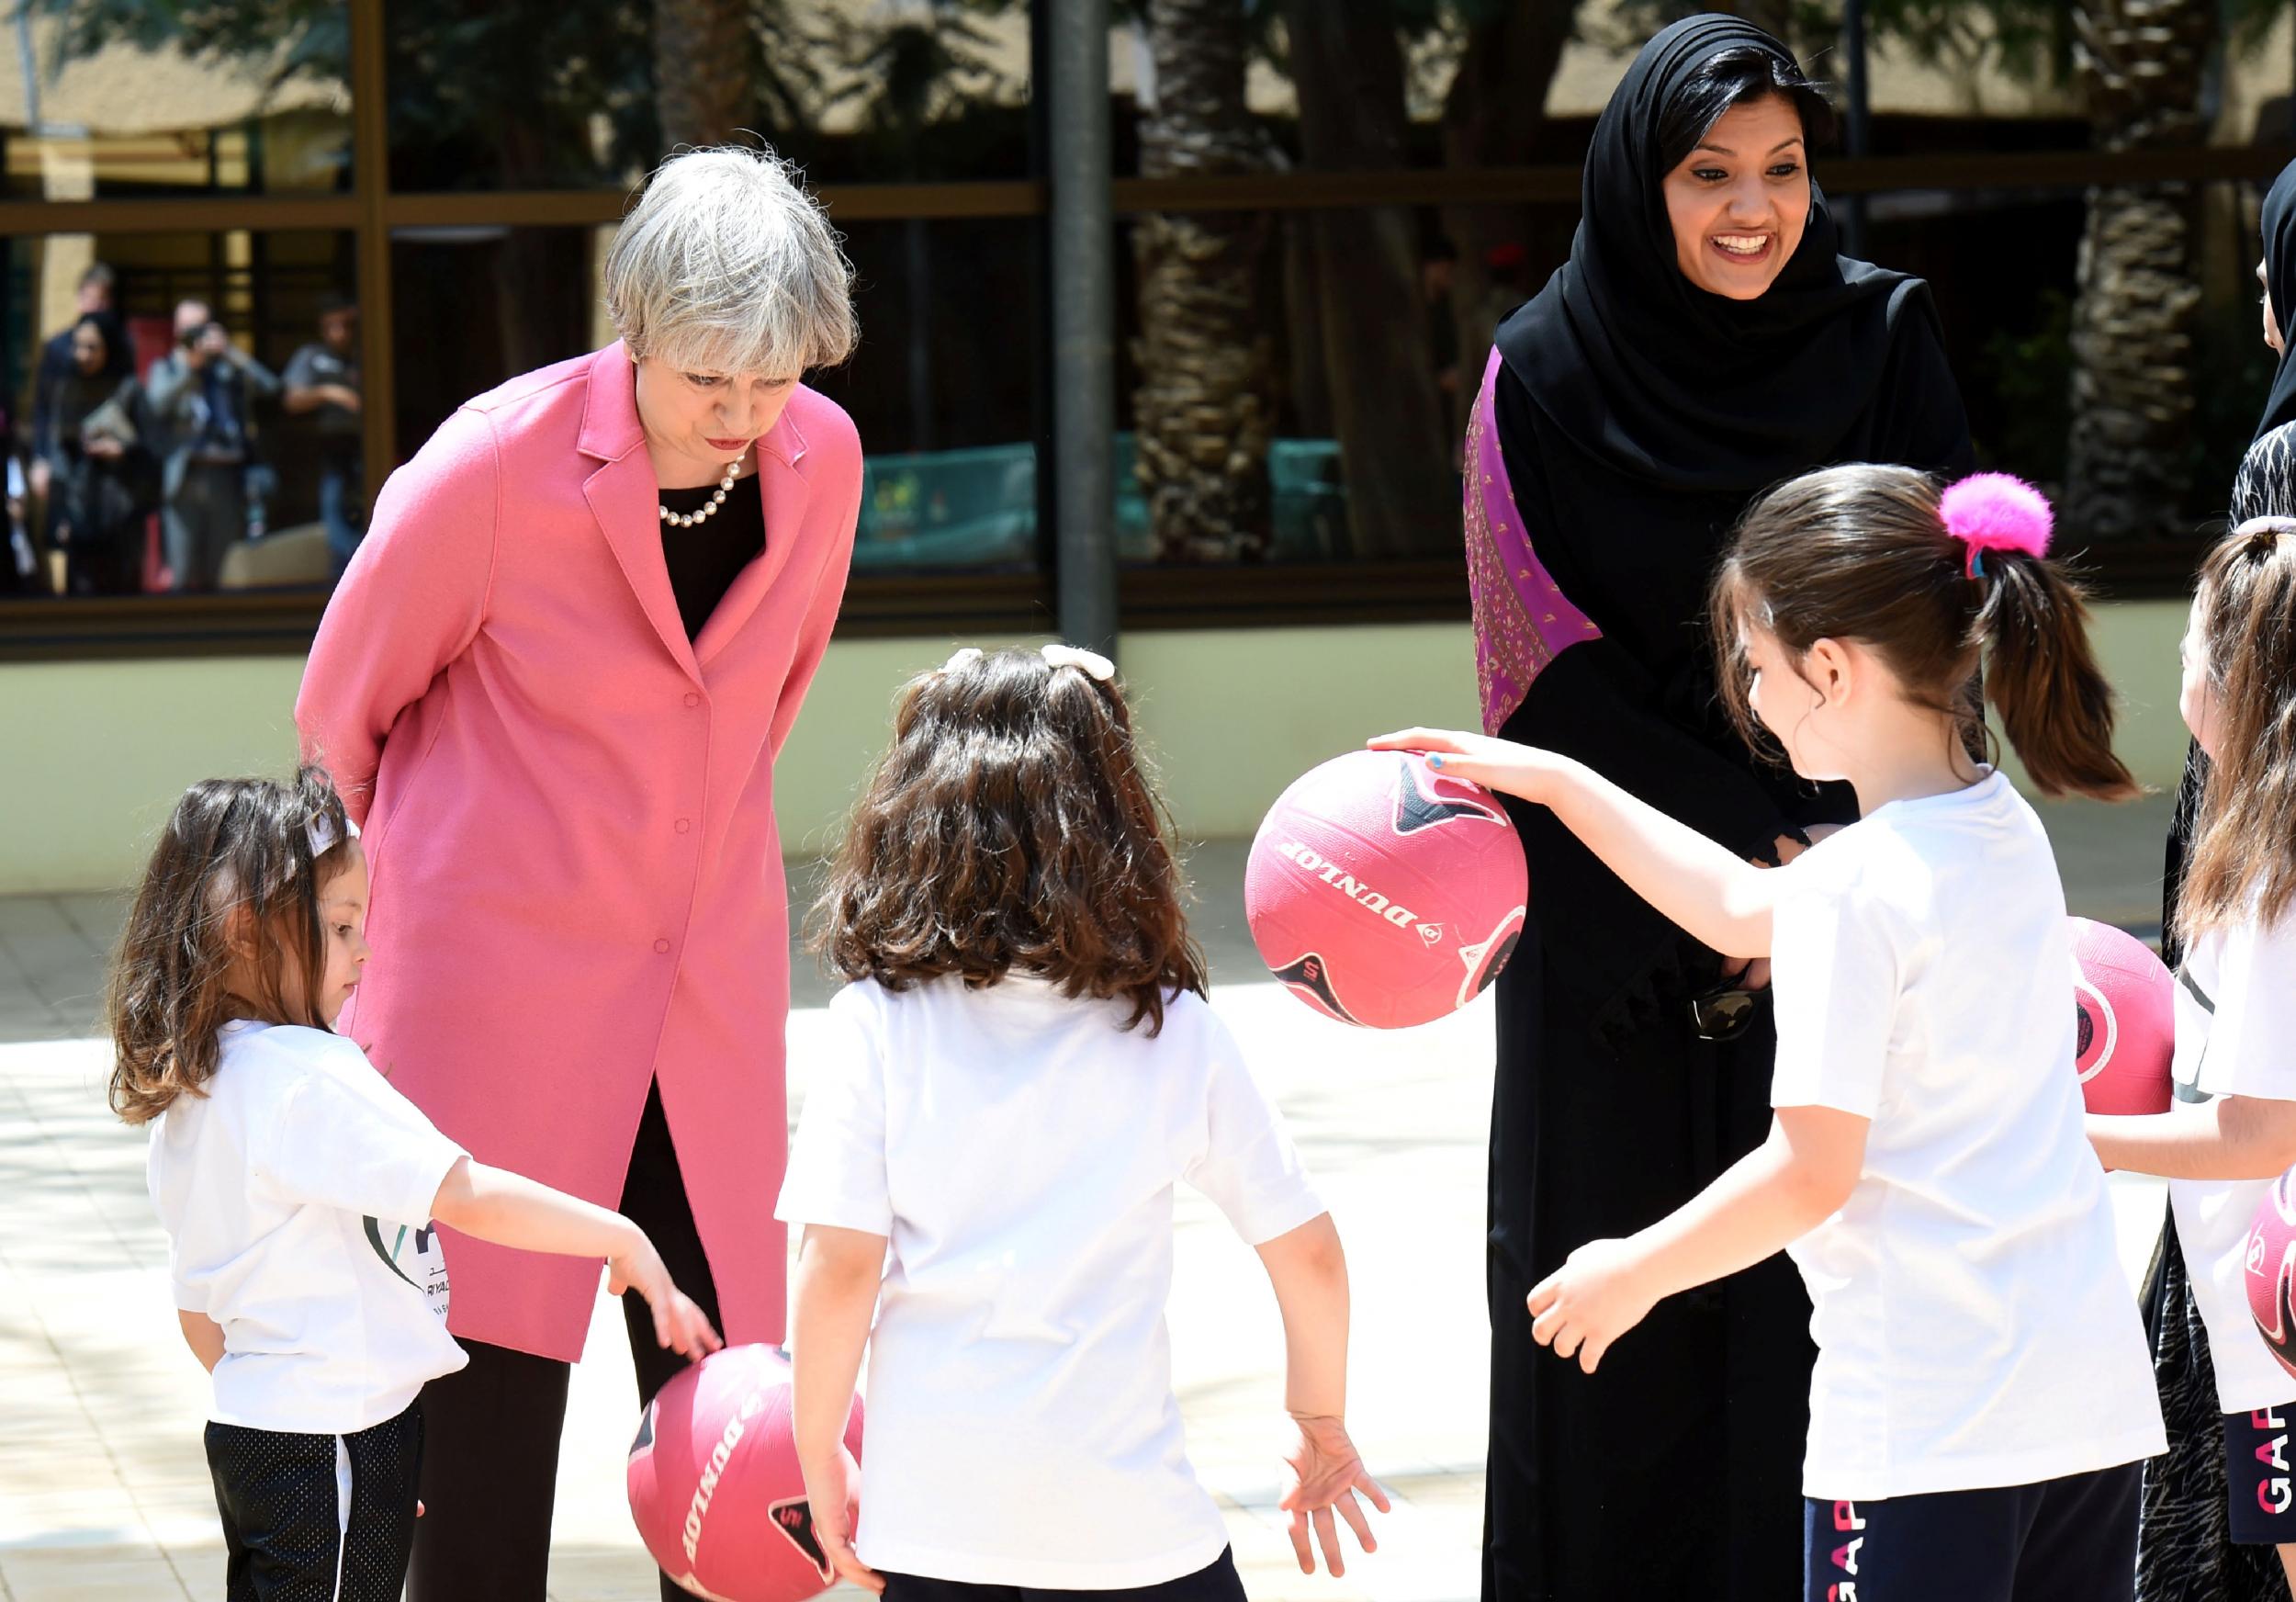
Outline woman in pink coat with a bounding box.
[295,147,860,1602]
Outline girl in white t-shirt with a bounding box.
[2090,508,2296,1592]
[1374,468,2167,1601]
[109,766,721,1602]
[777,643,1388,1600]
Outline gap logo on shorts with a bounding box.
[2253,1406,2290,1517]
[1825,1500,1865,1600]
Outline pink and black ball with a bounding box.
[1245,750,1527,1030]
[627,1344,863,1602]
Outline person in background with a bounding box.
[28,261,129,553]
[34,314,155,595]
[29,262,127,458]
[146,298,279,592]
[3,400,35,596]
[283,294,366,577]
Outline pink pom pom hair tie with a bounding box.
[1939,472,2054,580]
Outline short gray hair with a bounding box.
[604,146,857,378]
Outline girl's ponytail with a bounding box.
[1939,475,2135,803]
[1971,553,2137,801]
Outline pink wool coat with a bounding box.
[296,341,859,1360]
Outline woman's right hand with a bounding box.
[608,1231,724,1359]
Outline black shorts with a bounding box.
[1803,1462,2141,1602]
[2225,1405,2296,1545]
[879,1547,1246,1602]
[203,1402,423,1602]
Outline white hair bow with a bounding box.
[1041,642,1115,683]
[940,647,985,674]
[308,812,361,858]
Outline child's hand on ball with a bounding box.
[1526,1238,1659,1374]
[800,1445,882,1594]
[1277,1416,1390,1577]
[1364,728,1558,803]
[608,1232,724,1359]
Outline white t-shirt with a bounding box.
[775,976,1327,1589]
[2168,913,2296,1412]
[149,1020,470,1433]
[1768,771,2165,1498]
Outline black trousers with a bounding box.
[205,1403,424,1602]
[406,1081,722,1602]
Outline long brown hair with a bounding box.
[107,766,356,1125]
[814,648,1207,1034]
[1710,464,2137,801]
[2178,509,2296,940]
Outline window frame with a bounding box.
[0,0,2279,660]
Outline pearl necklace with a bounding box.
[659,459,744,528]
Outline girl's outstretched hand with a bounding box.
[1526,1238,1659,1375]
[1364,728,1559,804]
[1277,1416,1390,1577]
[608,1233,725,1359]
[799,1444,883,1594]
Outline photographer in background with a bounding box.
[282,294,365,577]
[145,298,278,592]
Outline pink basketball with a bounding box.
[2246,1170,2296,1381]
[1244,750,1527,1029]
[626,1345,863,1602]
[2069,916,2173,1116]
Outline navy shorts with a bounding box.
[2225,1405,2296,1545]
[880,1548,1246,1602]
[1804,1462,2140,1601]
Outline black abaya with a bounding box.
[1469,17,1974,1597]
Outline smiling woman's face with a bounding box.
[1661,95,1810,301]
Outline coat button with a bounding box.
[653,939,671,954]
[682,692,701,708]
[674,818,691,834]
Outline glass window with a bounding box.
[5,229,359,600]
[1112,202,1571,565]
[2,6,352,198]
[390,217,1045,576]
[385,1,1032,193]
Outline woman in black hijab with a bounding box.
[1462,17,1971,1597]
[2136,160,2296,1602]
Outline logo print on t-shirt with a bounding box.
[364,1217,450,1319]
[768,1497,834,1583]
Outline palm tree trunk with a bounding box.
[653,0,753,152]
[2063,0,2213,543]
[1284,0,1452,558]
[1439,3,1578,399]
[1132,0,1274,561]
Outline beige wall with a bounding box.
[0,604,2189,897]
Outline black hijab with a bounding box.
[2257,160,2296,441]
[1480,14,1971,1032]
[1497,13,1965,500]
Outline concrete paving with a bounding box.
[0,795,2179,1600]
